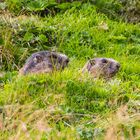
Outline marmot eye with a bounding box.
[101,59,108,63]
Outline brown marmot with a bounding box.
[82,58,120,78]
[19,51,69,75]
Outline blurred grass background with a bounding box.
[0,0,140,139]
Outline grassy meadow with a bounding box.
[0,1,140,139]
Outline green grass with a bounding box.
[0,1,140,139]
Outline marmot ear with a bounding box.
[33,55,43,63]
[89,59,95,65]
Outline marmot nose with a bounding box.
[116,64,120,69]
[66,58,69,63]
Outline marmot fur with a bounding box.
[19,51,69,75]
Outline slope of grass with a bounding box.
[0,2,140,140]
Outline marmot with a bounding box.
[82,58,120,78]
[19,51,69,75]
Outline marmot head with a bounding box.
[83,58,120,78]
[50,52,69,70]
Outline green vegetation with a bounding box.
[0,0,140,139]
